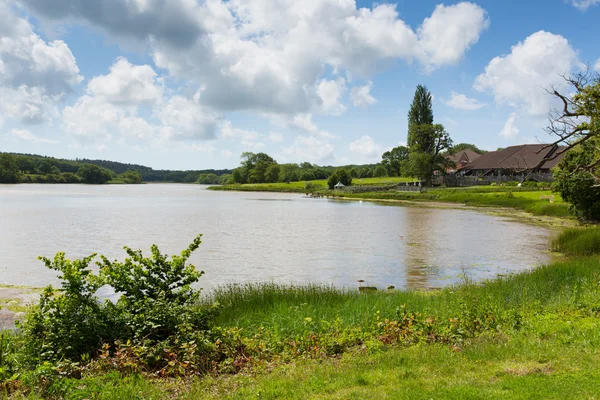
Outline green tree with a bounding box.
[120,170,143,184]
[349,168,358,178]
[373,165,388,177]
[265,164,281,183]
[232,168,247,184]
[407,85,434,148]
[381,146,409,176]
[327,169,352,189]
[359,166,373,178]
[0,154,20,183]
[448,143,487,155]
[196,173,220,184]
[15,156,37,174]
[408,124,453,186]
[552,139,600,221]
[37,160,54,175]
[77,164,112,184]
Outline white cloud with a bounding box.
[594,59,600,72]
[416,2,490,70]
[571,0,600,10]
[8,128,59,144]
[23,0,489,117]
[87,57,162,105]
[289,113,336,139]
[282,135,335,164]
[499,113,519,139]
[474,31,578,116]
[219,120,264,150]
[443,91,486,111]
[350,82,377,108]
[63,60,219,145]
[349,135,383,159]
[316,78,346,116]
[155,94,220,141]
[0,2,82,124]
[221,149,234,158]
[267,132,284,143]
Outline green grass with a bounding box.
[13,256,600,399]
[208,177,418,193]
[551,226,600,256]
[343,188,573,218]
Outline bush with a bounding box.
[18,235,217,373]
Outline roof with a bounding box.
[445,149,482,164]
[459,144,566,172]
[334,181,346,187]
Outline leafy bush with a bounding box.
[18,235,217,374]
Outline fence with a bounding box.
[442,173,555,188]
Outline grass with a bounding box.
[551,226,600,256]
[208,177,418,193]
[343,188,573,218]
[209,180,573,218]
[9,256,600,399]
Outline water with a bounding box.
[0,184,553,291]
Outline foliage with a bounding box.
[77,164,114,184]
[407,84,434,148]
[119,170,143,184]
[381,146,409,176]
[20,253,109,361]
[12,236,216,381]
[98,235,209,343]
[327,169,352,189]
[447,143,487,155]
[373,165,388,178]
[196,173,221,185]
[0,154,20,183]
[407,124,453,185]
[552,139,600,221]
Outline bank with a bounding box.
[2,227,600,398]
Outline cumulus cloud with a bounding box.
[289,113,336,139]
[316,78,347,116]
[18,0,206,48]
[8,128,59,144]
[499,113,519,139]
[155,94,220,141]
[21,0,489,116]
[267,132,284,143]
[0,2,82,123]
[443,91,486,111]
[595,59,600,72]
[87,57,162,105]
[350,82,377,108]
[219,120,264,150]
[349,135,383,160]
[474,31,578,116]
[571,0,600,10]
[282,135,335,164]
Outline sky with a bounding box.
[0,0,599,170]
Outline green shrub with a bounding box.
[17,235,217,374]
[551,226,600,256]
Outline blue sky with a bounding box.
[1,0,599,169]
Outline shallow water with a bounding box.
[0,184,553,291]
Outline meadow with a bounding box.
[3,227,600,399]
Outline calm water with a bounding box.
[0,184,553,291]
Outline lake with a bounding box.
[0,184,553,291]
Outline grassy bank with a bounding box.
[208,177,418,193]
[342,188,573,218]
[209,181,572,218]
[3,228,599,399]
[5,255,600,398]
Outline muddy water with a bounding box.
[0,184,552,291]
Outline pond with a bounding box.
[0,184,553,291]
